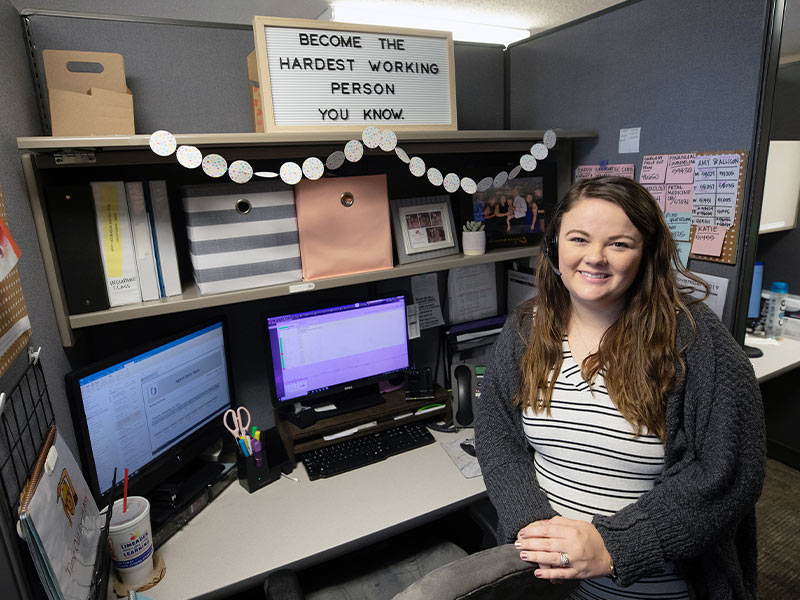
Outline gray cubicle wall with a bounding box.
[0,4,78,600]
[506,0,774,331]
[757,60,800,292]
[22,11,505,134]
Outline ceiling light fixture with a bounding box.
[319,4,530,47]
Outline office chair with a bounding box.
[391,543,578,600]
[264,536,469,600]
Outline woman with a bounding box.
[474,176,764,599]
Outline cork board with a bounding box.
[0,184,32,377]
[688,150,747,265]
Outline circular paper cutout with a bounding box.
[520,154,537,172]
[543,129,557,149]
[280,162,303,185]
[530,143,548,160]
[493,171,508,188]
[443,173,460,193]
[409,157,426,177]
[395,147,410,163]
[228,160,253,183]
[176,145,202,169]
[149,130,176,156]
[229,160,254,184]
[344,140,364,162]
[461,177,477,195]
[326,151,345,170]
[254,171,279,178]
[361,126,382,148]
[509,165,522,180]
[476,177,493,192]
[379,130,398,152]
[427,168,443,186]
[202,154,227,178]
[302,157,324,180]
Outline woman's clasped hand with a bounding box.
[515,517,612,581]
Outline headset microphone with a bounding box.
[544,235,561,276]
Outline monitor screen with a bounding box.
[67,321,233,505]
[266,295,409,406]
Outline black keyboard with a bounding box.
[300,421,436,480]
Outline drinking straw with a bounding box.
[123,468,128,513]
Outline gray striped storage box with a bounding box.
[180,181,302,295]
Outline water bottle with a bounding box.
[765,281,788,340]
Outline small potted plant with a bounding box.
[462,221,486,255]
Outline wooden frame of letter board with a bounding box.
[251,16,457,133]
[688,149,747,265]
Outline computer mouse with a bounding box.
[460,439,476,457]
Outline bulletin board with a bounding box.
[0,185,32,377]
[688,150,747,265]
[639,150,747,266]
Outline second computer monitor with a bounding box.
[266,295,409,410]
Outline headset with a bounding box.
[543,196,566,277]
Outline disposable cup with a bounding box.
[107,496,154,587]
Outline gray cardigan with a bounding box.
[474,300,765,599]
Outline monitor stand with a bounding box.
[285,384,386,429]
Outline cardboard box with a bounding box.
[43,50,135,136]
[247,51,265,133]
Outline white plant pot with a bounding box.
[462,230,486,255]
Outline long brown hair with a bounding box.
[515,176,709,440]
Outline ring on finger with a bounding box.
[559,552,570,567]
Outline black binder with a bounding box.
[44,185,110,314]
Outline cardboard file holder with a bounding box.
[247,51,265,133]
[42,49,135,136]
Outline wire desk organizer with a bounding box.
[0,348,114,600]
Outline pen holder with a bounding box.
[236,451,281,493]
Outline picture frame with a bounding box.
[469,177,546,250]
[390,196,459,264]
[251,16,457,133]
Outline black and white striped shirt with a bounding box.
[522,339,689,600]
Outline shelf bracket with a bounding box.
[53,151,96,165]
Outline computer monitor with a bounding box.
[747,261,764,319]
[66,320,234,507]
[265,295,409,412]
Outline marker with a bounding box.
[415,403,445,416]
[238,438,250,457]
[251,426,258,438]
[254,430,261,442]
[251,438,263,467]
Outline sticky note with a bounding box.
[665,184,693,212]
[640,155,668,184]
[675,241,691,268]
[666,153,695,184]
[643,183,667,211]
[691,225,727,256]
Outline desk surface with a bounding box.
[140,430,485,600]
[746,334,800,383]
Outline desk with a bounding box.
[137,430,485,600]
[745,334,800,383]
[111,338,797,599]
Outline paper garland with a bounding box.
[147,128,558,194]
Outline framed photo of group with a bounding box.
[390,196,459,264]
[470,177,547,249]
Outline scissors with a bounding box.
[223,406,251,440]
